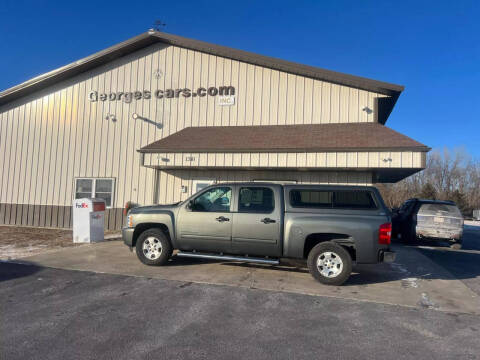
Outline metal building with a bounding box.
[0,31,429,229]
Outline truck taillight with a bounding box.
[379,223,392,245]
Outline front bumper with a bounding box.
[122,227,135,248]
[379,250,396,263]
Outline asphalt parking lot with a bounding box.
[1,226,480,359]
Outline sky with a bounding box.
[1,0,479,157]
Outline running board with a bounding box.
[176,251,280,265]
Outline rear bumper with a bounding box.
[416,226,462,240]
[122,227,135,248]
[379,249,396,263]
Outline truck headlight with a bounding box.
[126,215,133,228]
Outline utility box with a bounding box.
[73,198,106,243]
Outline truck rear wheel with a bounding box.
[307,242,352,286]
[136,228,173,266]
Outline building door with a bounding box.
[231,185,282,257]
[176,185,233,253]
[192,179,216,194]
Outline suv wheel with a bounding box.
[450,240,462,250]
[307,242,352,286]
[136,228,173,266]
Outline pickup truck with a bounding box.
[123,183,395,285]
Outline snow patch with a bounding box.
[402,277,419,288]
[0,244,48,260]
[418,292,438,309]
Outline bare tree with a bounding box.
[376,148,480,216]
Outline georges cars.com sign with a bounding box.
[88,85,235,106]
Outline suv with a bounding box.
[123,183,395,286]
[392,199,463,248]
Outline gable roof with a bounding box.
[0,30,404,123]
[139,123,429,154]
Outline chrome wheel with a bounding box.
[316,251,343,278]
[142,236,163,260]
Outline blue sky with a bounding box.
[1,0,479,156]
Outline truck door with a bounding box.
[176,186,233,253]
[232,185,282,257]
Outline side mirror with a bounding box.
[187,200,194,210]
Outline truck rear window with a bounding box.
[289,190,377,209]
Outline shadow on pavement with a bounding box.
[162,233,480,287]
[0,262,43,282]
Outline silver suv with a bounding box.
[392,199,463,248]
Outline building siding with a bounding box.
[0,41,404,229]
[0,42,389,210]
[143,151,426,169]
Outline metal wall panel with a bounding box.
[143,151,425,169]
[0,41,392,229]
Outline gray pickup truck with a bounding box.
[123,183,395,285]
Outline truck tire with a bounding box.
[136,228,173,266]
[307,242,352,286]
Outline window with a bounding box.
[290,190,377,209]
[333,191,376,209]
[191,187,231,212]
[290,190,333,208]
[75,179,93,199]
[75,178,114,208]
[239,187,274,213]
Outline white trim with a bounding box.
[74,177,115,208]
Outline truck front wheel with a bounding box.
[307,242,352,286]
[136,228,173,266]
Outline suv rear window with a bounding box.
[418,203,461,216]
[290,190,377,209]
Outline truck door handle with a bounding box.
[216,216,230,222]
[261,218,276,224]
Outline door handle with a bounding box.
[216,216,230,222]
[261,218,276,224]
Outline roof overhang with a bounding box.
[139,123,430,154]
[0,31,404,122]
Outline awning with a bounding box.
[139,123,430,154]
[139,123,428,182]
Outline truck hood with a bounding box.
[128,202,181,214]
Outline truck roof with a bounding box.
[213,182,379,191]
[406,198,456,205]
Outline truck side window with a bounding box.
[290,190,333,208]
[238,187,274,213]
[191,187,231,212]
[333,191,377,209]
